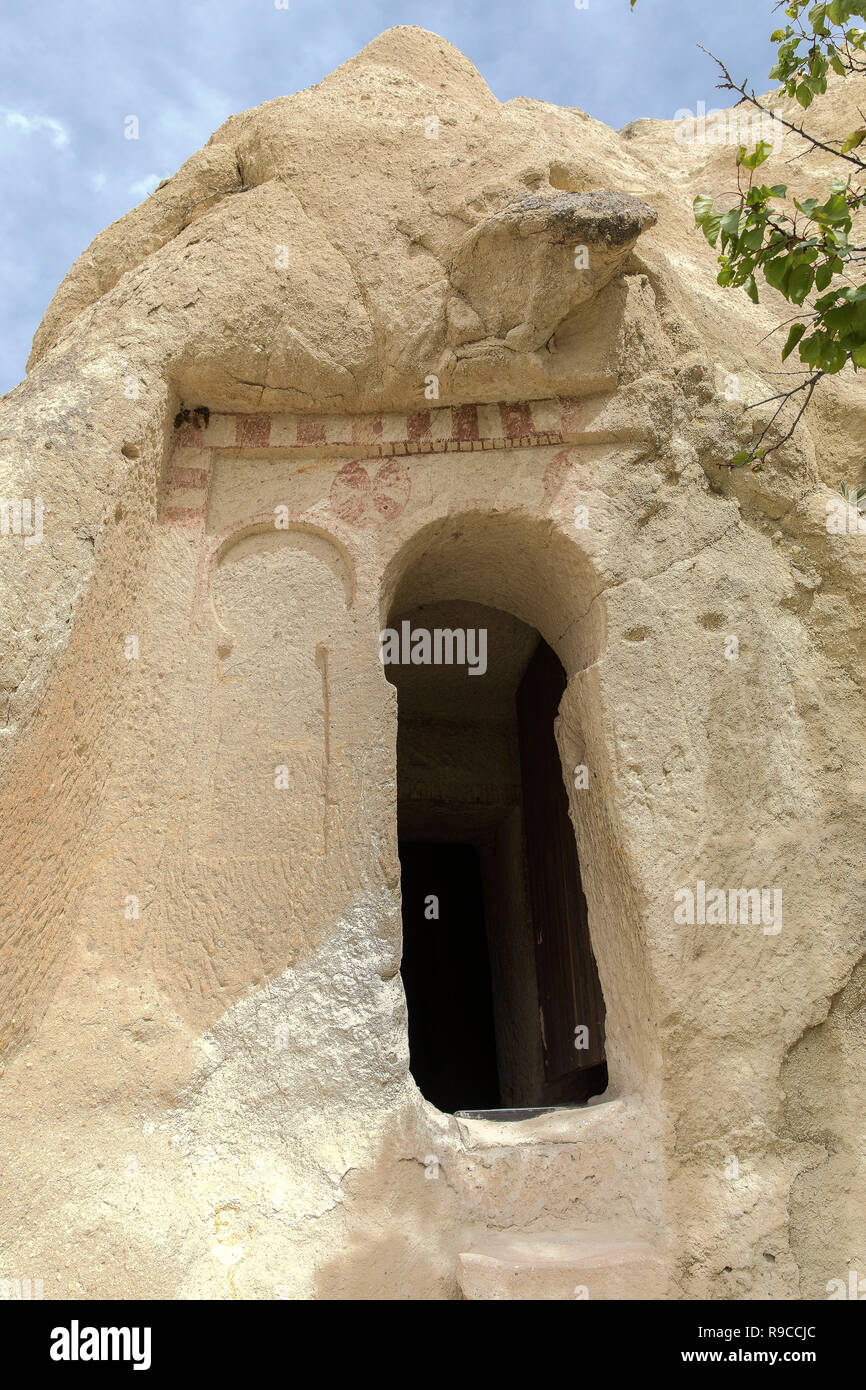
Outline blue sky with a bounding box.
[0,0,781,394]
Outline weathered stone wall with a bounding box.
[1,27,865,1299]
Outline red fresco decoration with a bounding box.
[330,458,411,528]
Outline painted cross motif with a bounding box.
[329,458,411,527]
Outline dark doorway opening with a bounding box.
[398,842,501,1114]
[389,599,607,1115]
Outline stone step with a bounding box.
[457,1231,666,1300]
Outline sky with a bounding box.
[0,0,782,395]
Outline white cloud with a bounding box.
[0,108,69,149]
[89,172,107,193]
[128,173,162,201]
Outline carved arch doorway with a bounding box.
[384,595,607,1116]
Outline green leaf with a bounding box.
[788,262,815,303]
[704,214,723,246]
[821,341,849,373]
[815,261,834,290]
[741,223,765,251]
[744,274,760,303]
[800,334,823,367]
[841,128,866,152]
[693,194,724,246]
[824,302,857,331]
[815,288,840,312]
[720,208,742,252]
[695,193,728,247]
[764,255,791,291]
[813,192,851,226]
[731,451,753,468]
[739,141,774,169]
[782,322,807,358]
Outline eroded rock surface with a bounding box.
[0,26,865,1301]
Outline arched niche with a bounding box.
[205,523,354,864]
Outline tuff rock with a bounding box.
[0,26,865,1301]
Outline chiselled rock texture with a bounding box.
[0,26,865,1300]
